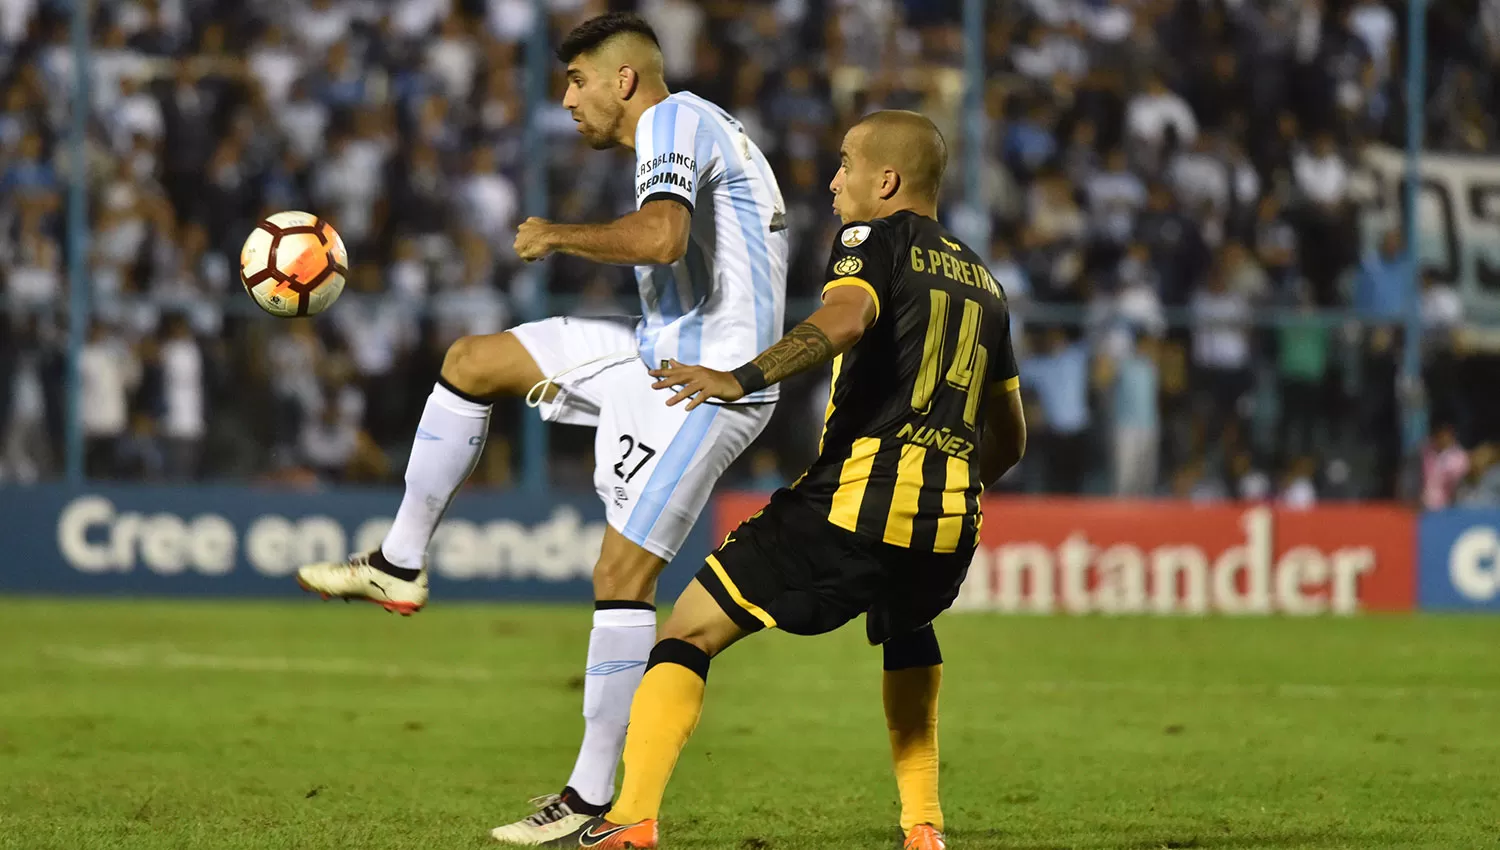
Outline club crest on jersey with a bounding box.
[841,225,871,247]
[834,256,864,276]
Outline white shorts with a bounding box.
[510,316,773,561]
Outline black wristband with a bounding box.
[729,362,768,395]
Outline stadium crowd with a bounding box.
[1,0,1498,505]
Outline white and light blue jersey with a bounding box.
[632,91,789,404]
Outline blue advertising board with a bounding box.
[0,484,709,601]
[1417,509,1500,611]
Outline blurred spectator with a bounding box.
[117,411,166,481]
[1421,272,1467,438]
[1108,332,1159,497]
[1125,73,1197,152]
[300,401,360,481]
[158,315,204,481]
[1021,328,1091,493]
[0,317,51,483]
[640,0,704,83]
[1277,284,1329,464]
[1231,450,1272,502]
[79,322,139,478]
[1189,262,1252,438]
[1250,193,1299,292]
[460,146,520,252]
[1279,456,1319,510]
[1352,230,1412,321]
[1172,456,1227,504]
[1084,148,1145,247]
[1421,424,1469,510]
[0,0,1485,499]
[1458,444,1500,507]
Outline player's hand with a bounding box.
[514,217,556,262]
[650,360,745,409]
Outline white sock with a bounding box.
[566,606,657,807]
[380,382,491,569]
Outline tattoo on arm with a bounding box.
[751,322,835,385]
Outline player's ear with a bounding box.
[618,64,640,100]
[879,169,900,201]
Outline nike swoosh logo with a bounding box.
[579,823,630,847]
[368,580,387,598]
[415,428,441,441]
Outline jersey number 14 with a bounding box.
[911,291,987,430]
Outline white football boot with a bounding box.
[490,789,610,845]
[295,552,428,616]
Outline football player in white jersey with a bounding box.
[293,11,789,846]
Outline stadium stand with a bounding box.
[0,0,1496,504]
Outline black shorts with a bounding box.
[697,489,973,645]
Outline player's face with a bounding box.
[562,58,624,150]
[829,130,879,224]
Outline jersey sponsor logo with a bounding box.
[841,225,872,247]
[637,152,696,176]
[637,171,694,196]
[833,256,864,276]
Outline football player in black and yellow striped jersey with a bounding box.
[532,110,1026,850]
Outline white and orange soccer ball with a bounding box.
[239,211,349,317]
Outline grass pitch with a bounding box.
[2,600,1498,850]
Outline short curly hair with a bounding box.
[556,12,661,63]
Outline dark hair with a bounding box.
[556,12,660,63]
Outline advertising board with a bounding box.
[1417,509,1500,611]
[714,494,1416,615]
[0,484,708,601]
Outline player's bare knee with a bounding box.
[660,614,737,658]
[440,335,493,396]
[658,579,744,657]
[440,333,539,399]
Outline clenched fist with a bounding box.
[514,217,557,262]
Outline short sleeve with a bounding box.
[634,101,706,213]
[822,221,894,322]
[991,308,1020,392]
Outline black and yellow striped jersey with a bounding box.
[793,211,1018,554]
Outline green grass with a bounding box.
[2,600,1499,850]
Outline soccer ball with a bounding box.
[240,211,349,317]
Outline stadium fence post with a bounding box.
[520,0,551,494]
[959,0,990,261]
[1400,0,1428,457]
[63,0,92,485]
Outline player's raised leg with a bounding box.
[883,625,947,850]
[525,579,748,848]
[295,332,547,614]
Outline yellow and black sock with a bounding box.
[605,638,711,825]
[883,625,944,834]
